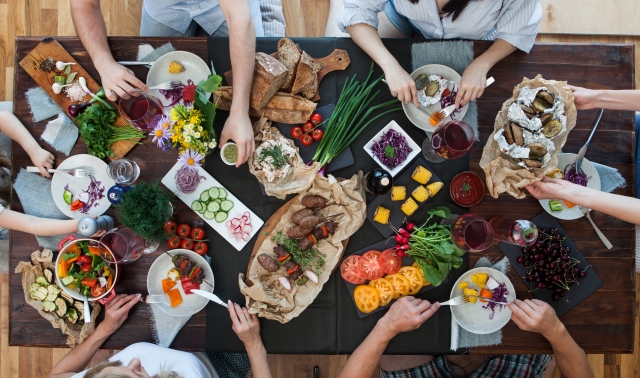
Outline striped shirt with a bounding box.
[337,0,542,53]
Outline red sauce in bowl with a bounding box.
[450,171,485,207]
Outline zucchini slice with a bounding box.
[36,276,48,287]
[55,298,67,317]
[42,301,56,312]
[66,308,78,324]
[29,282,41,295]
[33,287,48,301]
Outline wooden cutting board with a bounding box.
[19,38,140,160]
[224,49,350,102]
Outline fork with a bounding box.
[26,167,91,177]
[440,294,507,306]
[148,81,176,90]
[142,295,169,304]
[430,77,496,124]
[579,206,613,249]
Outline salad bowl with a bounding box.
[363,120,420,177]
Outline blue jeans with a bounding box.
[384,0,421,37]
[636,112,640,198]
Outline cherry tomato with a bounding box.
[312,128,324,141]
[90,285,106,297]
[81,264,92,273]
[291,126,304,139]
[81,277,97,288]
[190,227,205,240]
[70,199,84,211]
[310,112,322,125]
[168,235,182,249]
[302,121,314,133]
[180,239,195,250]
[194,242,208,256]
[77,255,92,264]
[301,134,314,146]
[177,224,191,238]
[164,220,178,234]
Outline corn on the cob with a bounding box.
[412,186,429,202]
[168,61,185,74]
[391,186,406,201]
[463,288,479,303]
[373,206,390,224]
[426,181,444,197]
[401,198,418,216]
[411,166,432,185]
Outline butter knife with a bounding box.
[117,61,156,66]
[575,109,604,173]
[191,289,228,308]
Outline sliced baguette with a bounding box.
[215,87,317,124]
[251,52,288,111]
[276,38,301,89]
[291,51,320,99]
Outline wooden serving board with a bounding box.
[18,38,140,160]
[224,49,351,102]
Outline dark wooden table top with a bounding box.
[10,37,635,354]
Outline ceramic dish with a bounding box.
[402,64,468,133]
[147,51,211,108]
[51,154,114,218]
[363,120,421,177]
[450,267,516,334]
[539,153,601,220]
[220,143,237,166]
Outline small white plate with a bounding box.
[539,153,601,220]
[146,51,211,108]
[363,120,420,177]
[147,249,214,316]
[51,154,115,218]
[403,64,468,133]
[450,267,516,335]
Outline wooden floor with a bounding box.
[0,0,638,377]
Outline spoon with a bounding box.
[580,206,612,249]
[83,295,91,323]
[56,61,76,71]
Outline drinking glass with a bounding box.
[107,158,140,186]
[118,90,164,131]
[450,214,494,252]
[99,227,146,264]
[422,120,475,163]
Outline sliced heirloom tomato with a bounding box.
[90,285,106,297]
[368,277,394,307]
[378,248,402,275]
[353,284,380,314]
[398,266,423,295]
[359,250,384,281]
[340,255,367,285]
[385,273,410,300]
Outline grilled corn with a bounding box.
[401,198,418,216]
[168,61,185,74]
[391,186,406,201]
[426,181,444,197]
[373,206,390,224]
[411,166,432,185]
[412,186,429,202]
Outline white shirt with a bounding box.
[337,0,542,53]
[71,343,217,378]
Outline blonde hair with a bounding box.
[84,359,185,378]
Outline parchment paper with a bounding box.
[239,173,366,323]
[248,118,321,199]
[479,75,577,198]
[15,249,101,347]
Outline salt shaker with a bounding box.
[77,215,114,237]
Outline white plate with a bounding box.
[450,267,516,334]
[147,249,214,316]
[161,162,264,251]
[146,51,211,108]
[539,153,601,220]
[51,154,115,218]
[363,120,421,177]
[403,64,469,133]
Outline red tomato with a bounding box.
[340,255,367,284]
[359,250,384,280]
[180,239,195,250]
[312,128,324,141]
[301,134,314,146]
[70,199,84,211]
[167,235,182,249]
[310,112,322,125]
[90,285,106,297]
[181,277,200,294]
[177,224,191,238]
[194,242,208,256]
[190,227,205,240]
[81,264,92,273]
[302,121,314,133]
[378,248,403,275]
[164,220,178,234]
[291,126,304,139]
[81,277,97,288]
[77,255,92,264]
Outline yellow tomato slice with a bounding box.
[398,266,423,295]
[369,278,394,307]
[385,273,410,299]
[353,285,380,314]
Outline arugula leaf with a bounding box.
[428,206,451,219]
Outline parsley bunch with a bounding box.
[272,231,326,274]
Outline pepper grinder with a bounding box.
[77,215,114,237]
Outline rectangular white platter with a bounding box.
[161,162,264,251]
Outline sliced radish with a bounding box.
[244,211,250,217]
[225,220,231,227]
[279,276,292,291]
[231,219,240,226]
[243,225,252,233]
[242,232,250,241]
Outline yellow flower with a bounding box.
[170,108,180,122]
[198,126,203,132]
[185,135,192,143]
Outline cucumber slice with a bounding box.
[63,190,73,205]
[215,211,228,223]
[199,190,210,202]
[220,200,234,212]
[213,199,221,205]
[208,187,219,199]
[191,200,203,213]
[218,188,227,199]
[61,276,75,286]
[203,211,215,220]
[207,201,221,213]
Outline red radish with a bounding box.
[406,222,415,231]
[395,234,404,243]
[399,228,410,237]
[397,251,405,257]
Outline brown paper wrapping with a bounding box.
[239,173,366,323]
[479,75,577,199]
[248,118,321,199]
[15,249,101,347]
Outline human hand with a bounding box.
[455,60,488,108]
[507,299,564,339]
[96,60,149,101]
[219,112,255,167]
[568,85,598,110]
[383,63,418,106]
[98,293,141,335]
[524,176,578,201]
[228,301,263,348]
[378,297,440,338]
[27,146,55,178]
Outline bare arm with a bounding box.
[0,111,54,177]
[569,86,640,111]
[228,302,272,378]
[0,209,80,236]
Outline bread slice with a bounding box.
[276,38,301,89]
[215,87,317,124]
[291,51,320,99]
[251,52,288,111]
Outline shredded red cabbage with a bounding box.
[370,129,413,169]
[80,175,105,214]
[175,165,206,193]
[563,163,590,187]
[159,81,185,107]
[482,282,508,320]
[440,84,461,120]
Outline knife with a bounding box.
[575,109,604,173]
[117,61,156,66]
[191,289,228,308]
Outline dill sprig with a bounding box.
[257,144,289,170]
[115,181,173,244]
[272,231,326,274]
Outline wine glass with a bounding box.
[99,227,146,264]
[118,90,164,131]
[422,120,475,163]
[450,214,494,252]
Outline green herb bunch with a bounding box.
[272,231,326,274]
[115,181,173,244]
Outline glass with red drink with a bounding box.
[422,120,475,163]
[450,213,494,252]
[118,90,164,131]
[99,227,145,264]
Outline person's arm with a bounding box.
[218,0,256,167]
[569,86,640,111]
[0,209,79,236]
[70,0,148,101]
[336,297,440,378]
[0,111,54,177]
[508,299,593,378]
[525,176,640,224]
[49,294,141,378]
[228,301,272,378]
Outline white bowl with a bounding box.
[220,143,238,166]
[363,120,421,177]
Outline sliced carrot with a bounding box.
[107,271,113,290]
[479,288,493,303]
[564,201,576,208]
[162,279,176,293]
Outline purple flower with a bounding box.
[150,115,172,148]
[178,149,203,171]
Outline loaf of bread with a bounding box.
[276,38,301,89]
[251,53,288,111]
[215,87,317,124]
[291,51,320,99]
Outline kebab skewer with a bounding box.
[257,245,319,290]
[165,252,212,287]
